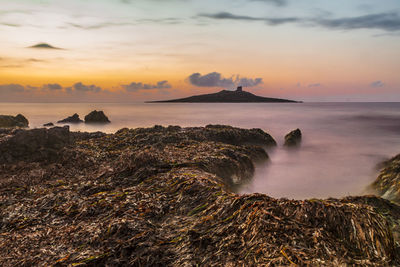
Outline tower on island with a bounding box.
[236,86,243,92]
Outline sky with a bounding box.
[0,0,399,102]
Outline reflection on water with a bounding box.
[1,102,400,199]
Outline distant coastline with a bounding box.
[148,86,301,103]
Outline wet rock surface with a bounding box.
[57,113,83,123]
[84,110,110,123]
[0,125,398,266]
[284,128,302,147]
[0,114,29,128]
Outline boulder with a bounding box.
[57,113,83,123]
[0,126,70,163]
[84,110,110,123]
[43,122,54,127]
[284,128,302,147]
[0,114,29,128]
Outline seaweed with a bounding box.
[0,125,398,266]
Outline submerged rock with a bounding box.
[284,128,302,147]
[0,114,29,128]
[0,125,398,266]
[57,113,83,123]
[84,110,110,123]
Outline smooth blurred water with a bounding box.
[1,102,400,199]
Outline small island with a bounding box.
[149,86,301,103]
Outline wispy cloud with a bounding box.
[249,0,287,7]
[187,72,262,88]
[315,13,400,32]
[199,12,400,32]
[370,80,385,88]
[28,43,63,49]
[199,12,299,26]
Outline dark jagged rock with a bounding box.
[43,122,54,127]
[0,125,398,266]
[284,128,302,147]
[0,114,29,128]
[57,113,83,123]
[149,87,300,103]
[84,110,110,123]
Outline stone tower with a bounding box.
[236,86,243,92]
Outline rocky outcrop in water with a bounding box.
[43,122,54,127]
[284,128,302,147]
[0,114,29,128]
[0,125,398,266]
[84,110,110,123]
[57,113,83,123]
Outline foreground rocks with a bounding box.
[0,114,29,128]
[0,125,398,266]
[84,110,110,123]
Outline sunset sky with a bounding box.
[1,0,399,102]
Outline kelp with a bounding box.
[0,125,397,266]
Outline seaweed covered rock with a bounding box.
[84,110,110,123]
[372,154,400,201]
[57,113,83,123]
[0,125,398,266]
[0,114,29,128]
[0,126,71,163]
[284,128,302,147]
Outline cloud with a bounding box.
[370,80,385,88]
[0,22,20,27]
[0,84,26,92]
[249,0,287,7]
[123,80,172,92]
[199,12,400,32]
[187,72,262,88]
[199,12,299,25]
[236,77,263,87]
[188,72,235,87]
[44,83,62,90]
[308,83,321,87]
[67,17,182,30]
[315,13,400,32]
[69,82,102,93]
[28,43,62,49]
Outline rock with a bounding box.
[43,122,54,127]
[0,125,397,266]
[57,113,83,123]
[0,114,29,128]
[0,126,70,163]
[84,110,110,123]
[284,128,302,147]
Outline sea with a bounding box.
[2,102,400,200]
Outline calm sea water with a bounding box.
[1,102,400,199]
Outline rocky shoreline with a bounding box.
[0,124,400,265]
